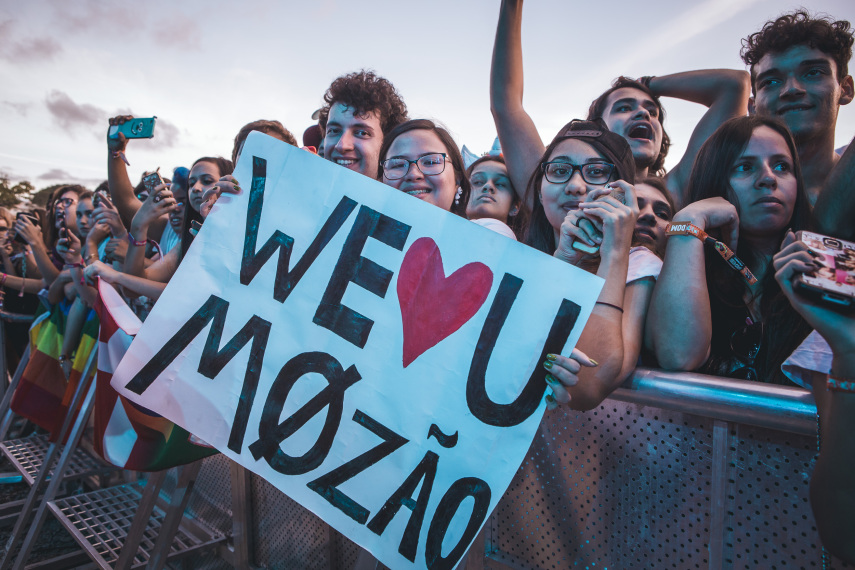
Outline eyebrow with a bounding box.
[736,153,792,161]
[756,59,832,81]
[548,156,609,163]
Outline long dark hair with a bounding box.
[179,157,234,262]
[377,119,470,218]
[523,121,636,255]
[687,115,811,384]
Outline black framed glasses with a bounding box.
[541,161,615,185]
[56,197,77,208]
[382,153,448,180]
[730,320,763,381]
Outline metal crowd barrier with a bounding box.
[159,367,848,569]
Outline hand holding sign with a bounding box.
[112,133,603,570]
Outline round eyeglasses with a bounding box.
[382,153,448,180]
[541,161,615,185]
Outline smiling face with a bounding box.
[75,197,94,239]
[539,138,611,233]
[633,183,673,256]
[752,45,855,141]
[466,161,516,223]
[323,103,384,177]
[382,129,458,211]
[188,161,220,213]
[600,87,664,171]
[728,126,798,238]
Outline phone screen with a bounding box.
[799,231,855,298]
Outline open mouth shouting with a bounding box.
[628,122,654,141]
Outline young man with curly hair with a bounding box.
[742,10,854,209]
[318,70,408,178]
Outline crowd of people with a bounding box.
[0,3,853,562]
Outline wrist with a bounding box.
[830,353,855,378]
[128,226,148,242]
[672,210,707,229]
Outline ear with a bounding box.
[509,204,520,217]
[747,96,756,116]
[839,75,854,106]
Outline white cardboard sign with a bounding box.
[112,133,603,570]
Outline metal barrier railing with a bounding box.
[484,367,850,570]
[611,367,817,435]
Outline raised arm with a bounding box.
[647,198,740,370]
[812,135,855,240]
[654,70,751,209]
[106,116,167,240]
[490,0,545,206]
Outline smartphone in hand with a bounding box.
[795,230,855,311]
[108,117,157,139]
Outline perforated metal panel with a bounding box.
[48,482,224,568]
[0,433,112,485]
[484,400,853,570]
[250,473,361,569]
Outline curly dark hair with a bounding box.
[232,120,297,164]
[741,10,854,91]
[587,76,671,177]
[318,70,408,136]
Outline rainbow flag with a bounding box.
[11,299,98,440]
[92,281,217,471]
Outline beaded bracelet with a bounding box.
[63,262,84,269]
[827,376,855,393]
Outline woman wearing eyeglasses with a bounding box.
[522,119,656,411]
[378,119,471,216]
[648,116,812,384]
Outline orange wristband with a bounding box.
[666,222,757,285]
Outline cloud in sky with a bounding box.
[3,101,32,116]
[44,90,106,132]
[37,167,103,186]
[0,19,61,63]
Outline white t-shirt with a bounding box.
[781,330,833,390]
[160,224,181,255]
[470,218,517,241]
[626,246,662,284]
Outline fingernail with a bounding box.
[543,361,553,370]
[545,373,558,385]
[175,202,183,206]
[808,249,821,258]
[546,353,557,361]
[545,394,556,404]
[589,358,599,366]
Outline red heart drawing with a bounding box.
[398,237,493,367]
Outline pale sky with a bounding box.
[1,0,853,190]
